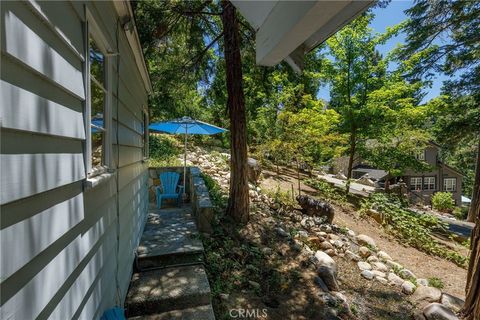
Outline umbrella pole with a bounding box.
[184,127,187,196]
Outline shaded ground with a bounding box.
[204,205,415,320]
[260,166,468,298]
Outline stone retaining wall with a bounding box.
[190,167,214,233]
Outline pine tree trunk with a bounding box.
[346,128,357,194]
[467,141,480,223]
[221,1,249,224]
[461,140,480,320]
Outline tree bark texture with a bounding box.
[462,139,480,320]
[346,128,357,194]
[221,0,249,224]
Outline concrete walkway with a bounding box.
[125,205,215,319]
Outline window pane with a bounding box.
[90,39,104,85]
[91,80,105,124]
[91,130,104,167]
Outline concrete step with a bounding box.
[136,208,205,269]
[137,250,204,270]
[128,304,215,320]
[125,265,211,318]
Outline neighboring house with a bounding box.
[0,1,372,319]
[1,1,151,319]
[333,142,463,205]
[402,142,463,206]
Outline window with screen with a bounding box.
[89,37,106,170]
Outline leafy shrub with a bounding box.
[201,173,227,208]
[453,206,469,220]
[361,193,467,267]
[304,178,346,203]
[149,134,180,160]
[428,277,444,289]
[432,192,455,212]
[264,186,296,206]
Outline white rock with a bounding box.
[372,270,387,279]
[357,261,372,271]
[377,251,392,261]
[423,303,459,320]
[367,255,379,263]
[417,278,429,287]
[345,250,361,262]
[361,270,374,280]
[386,260,403,270]
[372,261,389,273]
[440,293,464,313]
[402,281,416,295]
[315,251,339,291]
[388,272,405,287]
[358,246,371,258]
[375,276,388,285]
[399,269,416,280]
[412,285,442,303]
[356,234,376,248]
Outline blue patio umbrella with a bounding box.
[149,116,227,194]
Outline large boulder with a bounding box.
[296,195,335,224]
[412,286,442,304]
[423,303,459,320]
[356,234,376,248]
[314,251,339,291]
[440,293,464,313]
[247,158,262,184]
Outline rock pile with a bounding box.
[189,146,464,319]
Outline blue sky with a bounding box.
[317,0,447,103]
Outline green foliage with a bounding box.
[432,192,455,212]
[317,13,428,180]
[304,178,346,203]
[452,207,469,221]
[149,134,180,160]
[362,193,467,267]
[264,186,296,207]
[427,277,444,289]
[201,172,227,208]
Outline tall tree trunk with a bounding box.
[461,140,480,320]
[221,1,249,224]
[467,141,480,223]
[346,128,357,194]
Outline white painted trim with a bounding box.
[112,1,152,92]
[85,6,113,176]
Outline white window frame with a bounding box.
[415,150,426,161]
[423,176,435,190]
[84,9,113,177]
[410,177,422,191]
[444,178,456,192]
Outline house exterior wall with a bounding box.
[1,1,149,319]
[402,145,463,205]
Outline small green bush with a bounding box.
[432,192,455,212]
[453,207,469,220]
[428,277,444,289]
[149,134,180,160]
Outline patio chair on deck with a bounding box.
[156,172,184,208]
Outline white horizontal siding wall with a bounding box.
[0,1,149,319]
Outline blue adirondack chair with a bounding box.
[156,172,184,208]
